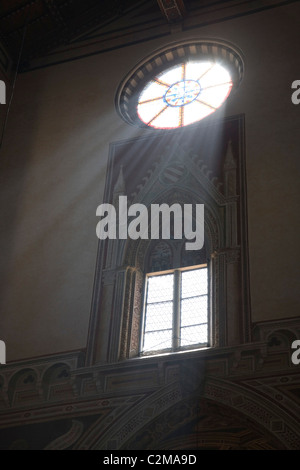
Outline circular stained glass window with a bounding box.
[137,61,232,129]
[116,40,244,129]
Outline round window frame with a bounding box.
[115,39,244,130]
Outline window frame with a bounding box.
[116,39,244,129]
[139,263,210,356]
[136,60,233,129]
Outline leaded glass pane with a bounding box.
[150,105,180,129]
[146,274,174,303]
[180,324,208,347]
[200,63,231,88]
[138,80,166,103]
[186,61,212,81]
[137,97,165,125]
[142,274,174,352]
[180,267,208,347]
[144,301,173,331]
[199,83,232,109]
[183,100,214,126]
[181,268,207,298]
[181,296,208,326]
[143,329,172,352]
[158,65,182,85]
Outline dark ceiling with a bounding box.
[0,1,295,72]
[0,0,190,67]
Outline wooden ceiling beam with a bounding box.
[156,0,186,23]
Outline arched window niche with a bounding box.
[120,193,217,361]
[87,116,251,365]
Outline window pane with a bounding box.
[180,324,208,347]
[138,80,166,103]
[133,57,234,129]
[158,65,182,86]
[142,273,174,353]
[143,329,172,352]
[183,100,214,126]
[199,82,232,109]
[150,105,180,129]
[142,267,209,354]
[181,296,208,326]
[147,274,174,303]
[137,98,165,125]
[200,63,231,89]
[144,301,173,331]
[186,61,212,81]
[181,268,207,298]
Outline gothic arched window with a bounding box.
[87,103,250,366]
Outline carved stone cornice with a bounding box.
[0,336,299,431]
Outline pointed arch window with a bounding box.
[86,115,251,366]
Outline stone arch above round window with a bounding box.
[116,39,244,129]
